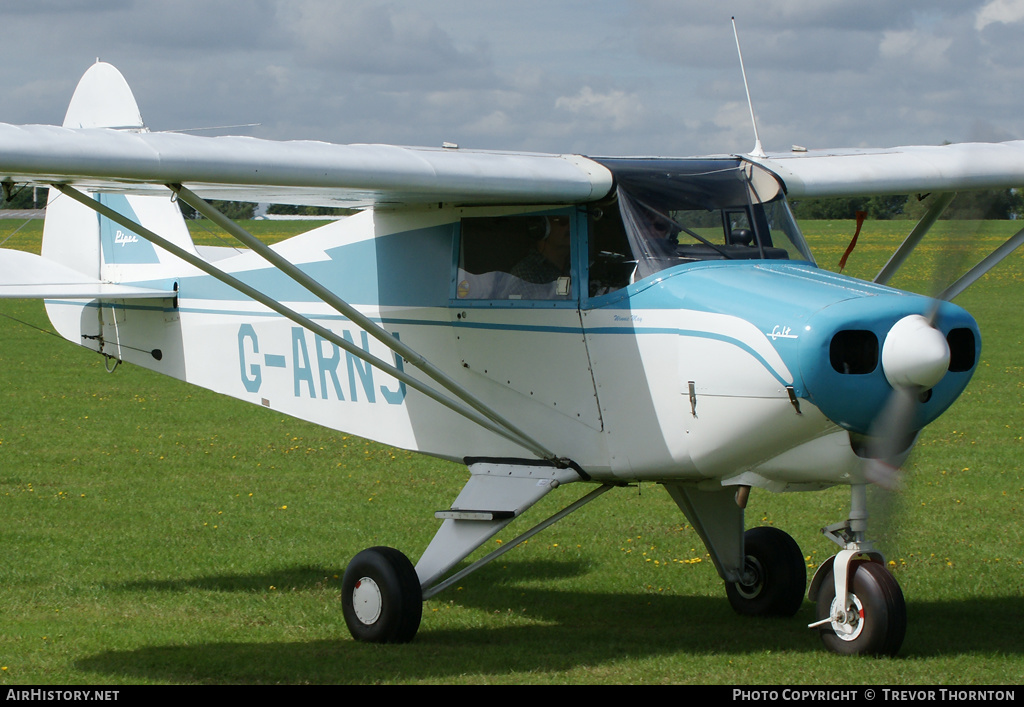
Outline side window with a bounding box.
[588,205,636,297]
[456,214,572,301]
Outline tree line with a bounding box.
[788,189,1024,220]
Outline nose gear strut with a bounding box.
[806,484,906,656]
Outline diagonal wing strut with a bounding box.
[873,193,956,286]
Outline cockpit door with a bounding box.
[450,209,603,431]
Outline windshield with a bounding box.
[588,158,814,293]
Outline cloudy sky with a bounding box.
[3,0,1024,158]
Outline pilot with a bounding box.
[510,215,571,285]
[642,210,679,255]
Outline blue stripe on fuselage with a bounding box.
[174,225,454,307]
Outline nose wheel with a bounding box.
[811,558,906,656]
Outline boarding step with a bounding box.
[434,509,516,521]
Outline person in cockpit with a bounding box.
[506,215,573,299]
[510,215,571,285]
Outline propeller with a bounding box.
[862,317,957,560]
[862,192,981,479]
[858,197,984,552]
[862,312,948,486]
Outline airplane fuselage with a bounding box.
[43,197,979,494]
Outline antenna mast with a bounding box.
[732,17,765,158]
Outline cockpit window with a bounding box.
[456,213,573,301]
[588,158,814,295]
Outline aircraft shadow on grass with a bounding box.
[80,561,1022,683]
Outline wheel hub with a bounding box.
[734,557,765,599]
[351,576,383,625]
[828,593,865,641]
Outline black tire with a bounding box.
[342,546,423,643]
[725,526,806,617]
[814,559,906,656]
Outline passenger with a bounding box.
[643,210,679,255]
[510,215,571,285]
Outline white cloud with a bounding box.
[879,30,954,68]
[555,87,644,131]
[976,0,1024,30]
[279,1,483,75]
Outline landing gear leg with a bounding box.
[341,461,596,643]
[663,483,806,618]
[807,484,906,656]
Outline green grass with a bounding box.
[0,217,1020,684]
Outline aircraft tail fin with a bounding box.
[40,62,198,290]
[0,63,192,372]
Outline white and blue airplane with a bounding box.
[2,62,1024,655]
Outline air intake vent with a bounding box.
[947,328,976,373]
[829,330,879,374]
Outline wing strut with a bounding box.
[874,192,956,285]
[939,224,1024,301]
[52,183,562,463]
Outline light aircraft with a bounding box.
[2,61,1024,656]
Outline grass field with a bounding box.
[0,216,1020,685]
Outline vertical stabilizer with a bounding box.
[43,62,197,282]
[62,61,144,130]
[41,63,192,372]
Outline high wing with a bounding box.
[0,124,613,208]
[8,128,1024,211]
[753,142,1024,199]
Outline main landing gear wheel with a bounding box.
[342,546,423,644]
[814,559,906,656]
[726,526,806,617]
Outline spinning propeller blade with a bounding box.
[862,204,979,496]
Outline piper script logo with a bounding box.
[114,229,139,246]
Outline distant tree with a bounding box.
[178,200,256,220]
[267,204,356,217]
[789,195,907,220]
[0,184,46,209]
[902,189,1024,220]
